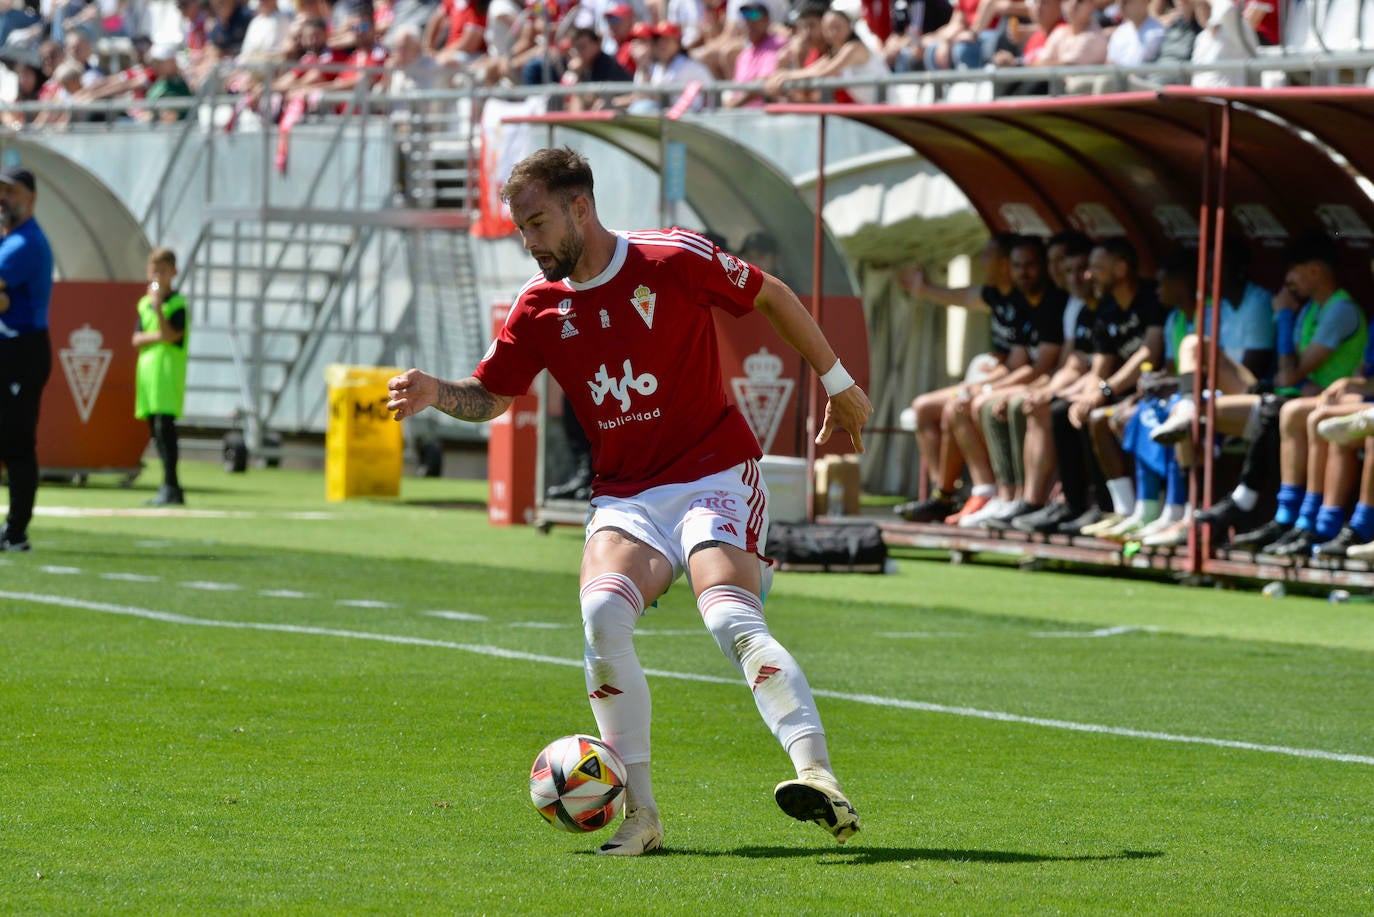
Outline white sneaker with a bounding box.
[1317,407,1374,445]
[1150,400,1197,445]
[958,498,1007,529]
[1143,519,1191,547]
[596,806,663,856]
[774,771,861,844]
[1080,513,1124,537]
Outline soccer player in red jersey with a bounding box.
[388,147,871,856]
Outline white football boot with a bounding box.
[596,806,663,856]
[774,770,861,844]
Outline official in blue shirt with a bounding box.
[0,166,55,552]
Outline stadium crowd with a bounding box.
[0,0,1285,125]
[891,229,1374,562]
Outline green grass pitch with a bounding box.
[2,462,1372,914]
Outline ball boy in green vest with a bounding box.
[132,247,189,506]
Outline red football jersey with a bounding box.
[475,229,767,498]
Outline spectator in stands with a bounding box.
[767,6,889,104]
[329,11,390,95]
[1106,0,1164,65]
[51,0,102,44]
[31,61,85,127]
[692,0,747,80]
[991,0,1063,67]
[892,233,1021,524]
[560,25,632,110]
[1152,0,1199,68]
[0,0,41,50]
[771,0,826,100]
[34,40,66,101]
[0,57,43,130]
[385,21,445,93]
[974,235,1068,529]
[621,20,713,113]
[426,0,489,69]
[723,1,785,107]
[207,0,254,61]
[240,0,293,63]
[1035,0,1106,67]
[62,31,107,88]
[273,16,337,93]
[138,42,193,121]
[603,3,640,75]
[1191,233,1367,550]
[175,0,211,64]
[1189,0,1256,88]
[80,34,157,108]
[649,0,706,48]
[885,0,954,73]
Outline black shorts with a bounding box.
[0,330,52,457]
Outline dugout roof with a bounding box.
[769,89,1374,297]
[0,137,150,281]
[500,111,859,298]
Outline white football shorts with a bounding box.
[585,460,774,590]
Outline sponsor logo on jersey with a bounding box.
[588,358,658,412]
[717,251,750,289]
[60,323,112,423]
[631,285,656,328]
[599,308,610,329]
[716,522,738,537]
[560,319,578,339]
[690,492,740,514]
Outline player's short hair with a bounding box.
[148,246,178,271]
[1010,234,1046,264]
[1285,231,1337,270]
[502,146,595,210]
[1095,236,1138,275]
[989,232,1021,258]
[1048,229,1092,258]
[1157,246,1196,281]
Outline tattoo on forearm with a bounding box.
[436,379,500,421]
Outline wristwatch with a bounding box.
[1098,380,1114,399]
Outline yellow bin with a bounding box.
[324,364,405,501]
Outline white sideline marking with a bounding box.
[182,581,242,591]
[1031,625,1160,639]
[261,589,311,599]
[338,599,398,608]
[101,572,163,583]
[507,621,568,629]
[40,566,82,575]
[425,611,489,622]
[6,589,1373,769]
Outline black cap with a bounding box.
[0,167,36,192]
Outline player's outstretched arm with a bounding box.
[387,369,515,422]
[753,272,874,453]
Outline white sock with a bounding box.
[1158,503,1186,524]
[697,585,826,755]
[1106,477,1136,516]
[971,483,997,498]
[581,573,655,810]
[1231,484,1259,512]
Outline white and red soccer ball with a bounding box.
[529,734,628,832]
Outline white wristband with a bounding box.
[819,360,855,397]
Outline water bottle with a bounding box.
[1261,581,1286,599]
[827,480,844,517]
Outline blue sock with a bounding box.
[1135,463,1162,502]
[1314,505,1346,541]
[1350,503,1374,541]
[1294,491,1323,531]
[1274,483,1305,526]
[1165,457,1187,507]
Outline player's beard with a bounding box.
[537,230,585,282]
[0,200,18,231]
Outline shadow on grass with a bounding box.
[401,499,488,510]
[611,846,1164,864]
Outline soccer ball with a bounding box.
[529,734,628,833]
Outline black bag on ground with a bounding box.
[766,522,887,573]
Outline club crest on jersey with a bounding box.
[600,308,610,329]
[557,297,573,316]
[717,251,750,289]
[631,285,656,328]
[561,318,578,339]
